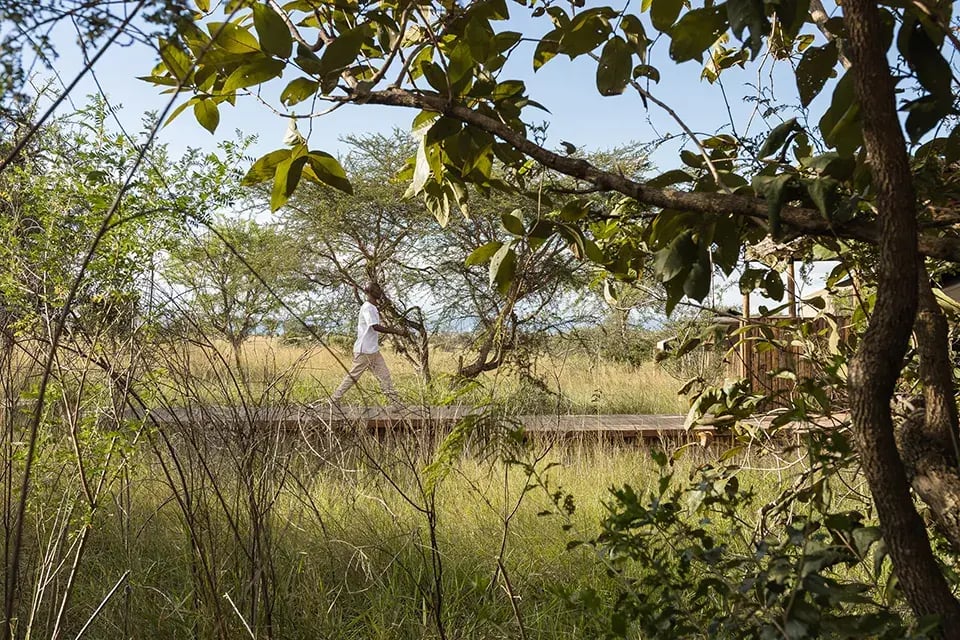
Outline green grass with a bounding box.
[12,430,737,640]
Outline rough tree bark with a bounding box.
[843,0,960,632]
[897,267,960,551]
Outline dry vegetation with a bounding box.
[216,337,689,415]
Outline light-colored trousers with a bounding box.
[330,352,400,403]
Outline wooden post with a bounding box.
[741,290,752,384]
[787,260,798,318]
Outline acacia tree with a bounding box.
[282,131,597,382]
[146,0,960,632]
[165,216,305,359]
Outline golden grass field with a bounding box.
[206,337,691,414]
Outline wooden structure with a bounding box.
[144,406,721,445]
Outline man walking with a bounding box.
[329,282,405,407]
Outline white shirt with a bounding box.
[353,301,381,354]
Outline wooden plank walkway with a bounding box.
[143,405,724,444]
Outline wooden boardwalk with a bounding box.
[145,405,724,444]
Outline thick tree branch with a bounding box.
[844,0,960,631]
[352,87,960,263]
[897,267,960,552]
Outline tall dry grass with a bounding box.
[196,337,688,415]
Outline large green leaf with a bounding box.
[903,94,954,143]
[207,21,260,54]
[596,36,633,96]
[752,173,793,237]
[305,151,353,195]
[447,41,476,91]
[465,241,503,266]
[796,40,837,107]
[223,58,285,91]
[280,77,320,106]
[650,0,684,31]
[818,72,862,155]
[489,242,517,294]
[758,118,800,158]
[669,6,728,63]
[320,27,365,76]
[653,229,697,283]
[158,38,193,82]
[683,254,711,300]
[646,169,695,188]
[193,98,220,134]
[534,29,562,70]
[501,209,525,235]
[253,3,293,58]
[726,0,768,58]
[900,18,952,101]
[270,152,308,211]
[561,10,612,57]
[619,14,649,58]
[242,149,292,186]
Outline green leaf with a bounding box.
[654,229,697,282]
[305,151,353,194]
[242,149,292,185]
[193,98,219,134]
[320,27,365,76]
[465,18,494,62]
[758,118,799,158]
[806,177,839,219]
[902,18,953,101]
[596,36,633,96]
[561,10,612,57]
[223,58,285,91]
[411,138,431,195]
[534,29,562,70]
[280,77,320,106]
[776,0,809,37]
[489,243,517,294]
[158,38,193,82]
[294,42,323,74]
[818,72,862,155]
[163,98,196,126]
[466,241,503,266]
[501,209,525,235]
[796,40,837,107]
[646,169,695,188]
[726,0,769,58]
[633,64,660,82]
[904,94,954,143]
[669,6,729,63]
[447,41,476,91]
[620,14,649,58]
[270,152,307,211]
[208,21,260,54]
[253,3,293,58]
[650,0,684,31]
[684,255,711,300]
[762,269,784,300]
[559,199,589,221]
[752,173,793,237]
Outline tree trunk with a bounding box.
[843,0,960,632]
[897,266,960,551]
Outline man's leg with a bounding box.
[330,354,368,403]
[368,352,402,405]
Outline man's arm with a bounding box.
[372,323,409,337]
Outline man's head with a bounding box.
[362,281,383,302]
